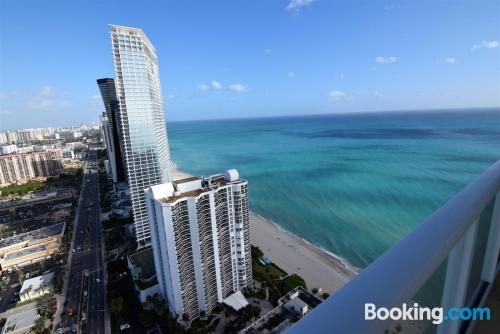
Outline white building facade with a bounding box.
[110,25,173,247]
[145,170,252,324]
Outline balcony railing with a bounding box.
[287,160,500,334]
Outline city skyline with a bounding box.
[1,0,499,130]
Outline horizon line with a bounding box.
[1,106,499,132]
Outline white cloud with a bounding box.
[287,0,316,11]
[165,94,175,100]
[288,71,296,79]
[328,90,347,101]
[445,57,457,64]
[196,83,211,92]
[264,48,272,55]
[471,40,499,51]
[211,80,223,90]
[91,94,101,100]
[229,83,249,93]
[23,86,71,110]
[197,81,223,92]
[39,85,54,97]
[375,56,398,64]
[0,91,18,100]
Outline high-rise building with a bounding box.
[145,169,252,324]
[110,25,173,247]
[0,150,63,186]
[97,78,126,183]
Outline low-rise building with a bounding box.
[19,271,54,302]
[0,306,40,334]
[127,247,161,303]
[242,287,322,333]
[0,222,65,271]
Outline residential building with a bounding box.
[0,128,55,144]
[110,25,173,247]
[0,144,18,155]
[145,169,252,324]
[97,78,126,184]
[0,149,63,187]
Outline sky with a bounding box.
[0,0,499,130]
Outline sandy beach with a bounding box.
[173,168,356,294]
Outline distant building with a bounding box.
[110,25,173,248]
[0,144,18,155]
[145,169,252,324]
[19,272,55,302]
[0,222,65,271]
[0,149,63,187]
[97,78,126,184]
[0,128,55,144]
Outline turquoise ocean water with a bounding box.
[168,109,500,272]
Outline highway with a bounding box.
[57,152,107,333]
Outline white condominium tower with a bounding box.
[145,169,252,324]
[110,25,173,247]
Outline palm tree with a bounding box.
[22,286,32,301]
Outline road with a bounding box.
[57,152,107,334]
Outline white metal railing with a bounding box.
[287,160,500,334]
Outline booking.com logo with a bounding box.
[365,303,491,324]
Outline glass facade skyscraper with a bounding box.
[97,78,126,183]
[110,25,173,247]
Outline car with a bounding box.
[120,324,131,331]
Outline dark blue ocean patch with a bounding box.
[451,128,500,136]
[283,128,438,140]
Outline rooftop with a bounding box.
[20,271,54,294]
[159,189,205,204]
[222,291,249,311]
[109,24,156,53]
[1,306,39,334]
[129,247,156,279]
[0,222,65,249]
[153,169,246,204]
[4,244,48,261]
[175,176,201,184]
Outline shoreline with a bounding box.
[173,168,356,294]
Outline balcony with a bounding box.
[287,160,500,334]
